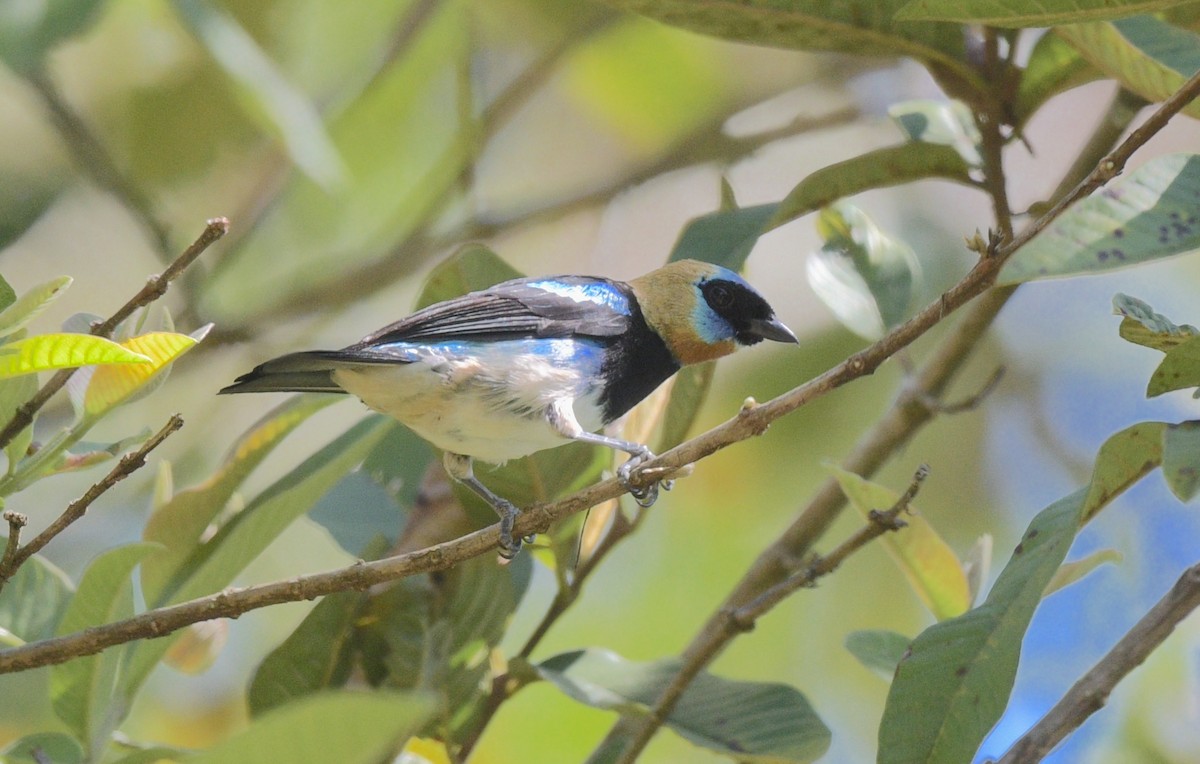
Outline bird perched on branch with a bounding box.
[220,259,796,558]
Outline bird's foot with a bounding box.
[494,500,526,560]
[618,448,667,508]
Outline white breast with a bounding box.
[331,340,606,464]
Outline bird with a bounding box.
[220,259,797,558]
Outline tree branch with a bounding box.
[0,414,184,589]
[996,562,1200,763]
[0,218,227,453]
[598,53,1200,764]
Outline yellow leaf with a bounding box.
[84,332,198,415]
[0,333,149,378]
[397,737,452,764]
[827,465,970,620]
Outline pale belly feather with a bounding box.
[331,341,606,464]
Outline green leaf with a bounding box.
[0,274,16,311]
[309,469,403,556]
[1044,548,1123,596]
[1162,420,1200,500]
[0,552,73,643]
[1016,32,1103,123]
[416,243,522,309]
[668,203,778,269]
[171,0,344,187]
[1083,422,1165,521]
[125,416,391,698]
[51,543,160,753]
[0,0,107,73]
[83,330,203,416]
[1057,16,1200,119]
[896,0,1195,26]
[1149,335,1200,397]
[602,0,978,95]
[845,630,911,681]
[888,100,981,166]
[998,154,1200,284]
[0,732,84,764]
[768,143,974,230]
[0,333,149,378]
[362,553,531,738]
[0,276,72,339]
[878,490,1085,764]
[141,394,337,603]
[827,465,969,620]
[540,648,830,762]
[807,203,923,341]
[1113,292,1199,351]
[248,592,367,716]
[186,692,435,764]
[0,367,38,475]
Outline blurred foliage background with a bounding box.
[1,0,1200,762]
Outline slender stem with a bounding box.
[0,219,226,453]
[0,414,183,589]
[997,562,1200,763]
[0,511,26,577]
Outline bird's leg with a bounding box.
[443,452,527,559]
[548,401,671,508]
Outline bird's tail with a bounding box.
[219,350,361,395]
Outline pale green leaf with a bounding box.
[0,732,84,764]
[879,490,1085,764]
[142,394,336,603]
[51,543,159,752]
[1162,420,1200,500]
[0,333,148,379]
[845,630,911,681]
[1057,16,1200,119]
[124,416,391,701]
[998,154,1200,284]
[1083,422,1165,521]
[1044,548,1123,596]
[888,100,981,166]
[1113,292,1199,351]
[0,274,16,311]
[0,276,72,339]
[540,648,830,762]
[807,203,923,341]
[670,203,779,269]
[768,143,974,230]
[1016,31,1103,123]
[186,692,435,764]
[896,0,1195,26]
[415,243,522,309]
[0,368,38,475]
[601,0,979,95]
[827,465,969,620]
[0,552,73,643]
[172,0,344,187]
[1149,335,1200,397]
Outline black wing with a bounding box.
[353,276,634,348]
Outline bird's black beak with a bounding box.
[748,316,798,344]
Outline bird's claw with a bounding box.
[619,449,665,508]
[494,501,528,560]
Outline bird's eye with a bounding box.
[708,283,734,310]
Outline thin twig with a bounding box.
[0,415,184,588]
[0,219,227,453]
[600,54,1200,764]
[0,511,27,577]
[733,465,927,626]
[996,562,1200,763]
